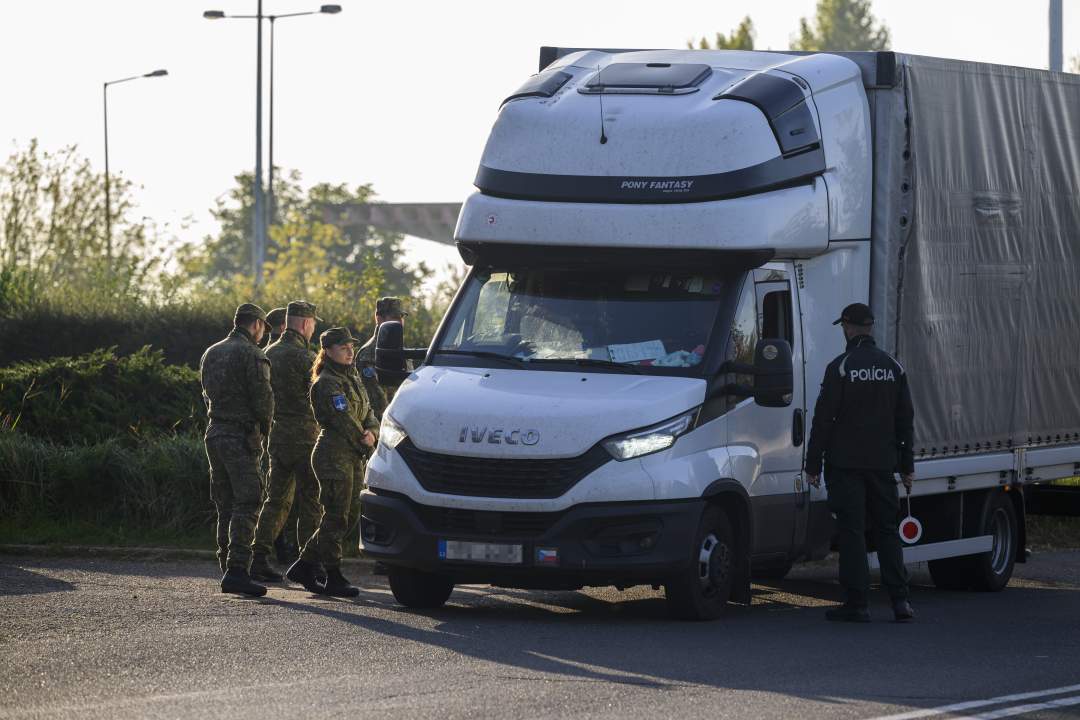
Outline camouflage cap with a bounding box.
[266,307,287,328]
[234,303,268,325]
[376,296,409,317]
[320,326,360,348]
[286,300,323,322]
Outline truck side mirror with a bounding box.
[374,321,410,388]
[753,338,793,408]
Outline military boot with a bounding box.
[320,567,361,598]
[286,559,325,594]
[250,554,284,582]
[221,568,267,597]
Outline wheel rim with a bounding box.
[989,506,1014,575]
[697,532,730,597]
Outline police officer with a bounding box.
[264,307,287,347]
[199,303,275,596]
[355,296,409,418]
[805,303,916,623]
[286,327,379,597]
[250,300,323,582]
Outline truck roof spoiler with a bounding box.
[538,47,898,89]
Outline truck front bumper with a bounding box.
[359,489,703,590]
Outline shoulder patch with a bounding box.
[361,366,376,379]
[332,393,348,412]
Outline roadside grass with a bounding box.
[0,516,211,550]
[1026,514,1080,550]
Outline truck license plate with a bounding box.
[438,539,523,564]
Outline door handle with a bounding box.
[792,408,805,447]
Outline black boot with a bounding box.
[892,598,915,623]
[221,568,267,597]
[320,567,361,598]
[825,602,871,623]
[250,554,284,582]
[286,559,325,594]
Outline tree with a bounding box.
[690,16,755,50]
[793,0,890,52]
[0,139,162,308]
[179,170,427,297]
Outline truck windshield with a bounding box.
[434,267,732,375]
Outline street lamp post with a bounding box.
[203,3,342,285]
[103,69,168,262]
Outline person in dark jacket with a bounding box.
[805,303,915,623]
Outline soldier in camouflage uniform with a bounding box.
[352,297,407,563]
[199,303,274,597]
[355,296,409,419]
[287,327,378,597]
[264,307,287,347]
[250,300,323,582]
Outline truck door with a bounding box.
[728,269,807,557]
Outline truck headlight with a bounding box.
[601,411,696,461]
[378,413,408,450]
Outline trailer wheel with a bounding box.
[388,566,455,609]
[665,505,735,621]
[928,491,1017,592]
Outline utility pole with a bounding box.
[254,0,266,287]
[1049,0,1063,72]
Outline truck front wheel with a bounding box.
[665,505,735,621]
[388,566,455,609]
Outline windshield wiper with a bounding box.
[434,349,525,367]
[527,357,646,374]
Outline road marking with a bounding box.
[868,683,1080,720]
[953,694,1080,719]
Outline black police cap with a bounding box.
[833,302,874,326]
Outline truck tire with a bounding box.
[928,491,1018,592]
[665,505,735,621]
[388,566,455,609]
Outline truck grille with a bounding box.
[414,504,563,538]
[397,439,610,499]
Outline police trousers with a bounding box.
[299,440,366,569]
[252,443,322,559]
[206,434,263,571]
[825,468,909,603]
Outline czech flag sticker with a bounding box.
[536,547,559,566]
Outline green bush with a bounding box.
[0,347,205,444]
[0,432,212,533]
[0,298,444,368]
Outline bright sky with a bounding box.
[0,0,1076,277]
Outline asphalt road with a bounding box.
[1,551,1078,720]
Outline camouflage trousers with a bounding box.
[252,443,323,560]
[206,434,263,572]
[299,440,367,569]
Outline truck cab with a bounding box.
[360,48,874,619]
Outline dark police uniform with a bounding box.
[805,309,915,610]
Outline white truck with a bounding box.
[360,48,1080,620]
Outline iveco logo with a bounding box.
[459,426,540,445]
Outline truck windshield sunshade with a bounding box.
[579,62,712,95]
